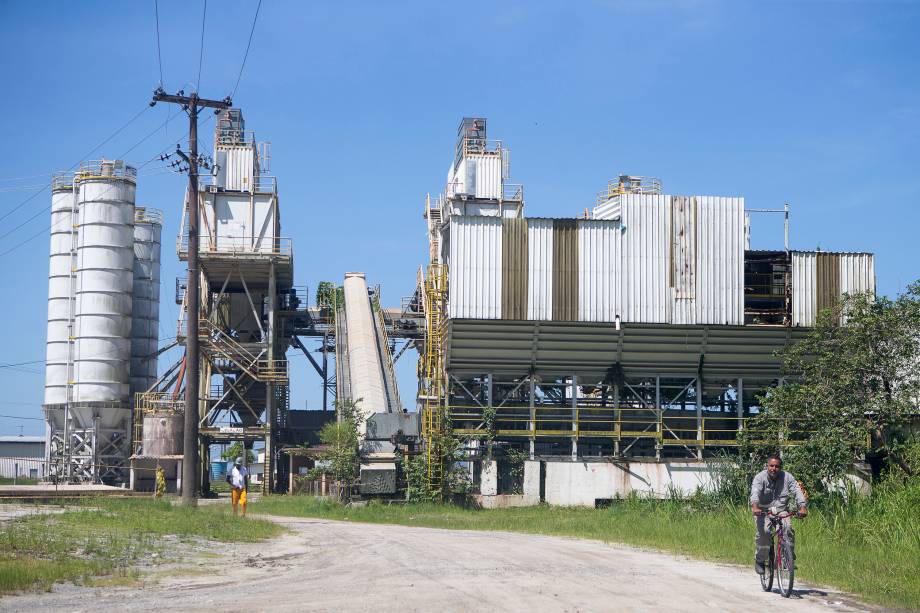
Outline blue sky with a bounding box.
[1,0,918,435]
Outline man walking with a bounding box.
[751,454,808,574]
[228,456,249,517]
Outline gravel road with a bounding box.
[1,515,878,612]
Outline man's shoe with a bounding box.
[755,560,766,575]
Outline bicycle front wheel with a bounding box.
[777,541,795,597]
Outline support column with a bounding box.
[737,377,744,433]
[485,373,493,462]
[528,375,535,460]
[695,374,703,460]
[613,383,620,456]
[571,374,578,460]
[264,260,277,495]
[655,376,661,461]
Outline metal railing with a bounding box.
[461,137,504,156]
[447,404,811,448]
[51,172,75,191]
[135,206,164,225]
[199,173,277,194]
[75,160,137,183]
[503,183,524,202]
[595,175,662,206]
[177,234,292,258]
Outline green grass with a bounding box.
[252,481,920,609]
[0,497,282,594]
[0,478,39,486]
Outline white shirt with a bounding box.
[230,465,248,489]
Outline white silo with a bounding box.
[70,160,136,482]
[130,207,162,397]
[44,173,78,407]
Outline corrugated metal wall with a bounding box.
[696,196,744,325]
[792,251,875,326]
[444,199,863,329]
[621,195,671,323]
[552,219,578,321]
[448,216,502,319]
[501,218,528,320]
[578,220,621,321]
[527,219,553,320]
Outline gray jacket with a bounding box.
[750,469,807,510]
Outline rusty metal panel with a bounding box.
[816,252,841,315]
[792,252,817,326]
[501,218,528,320]
[527,219,553,321]
[552,219,578,321]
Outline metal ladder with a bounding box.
[422,264,447,493]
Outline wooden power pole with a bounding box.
[151,87,231,506]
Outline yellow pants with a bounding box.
[231,487,247,507]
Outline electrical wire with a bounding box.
[197,0,207,92]
[154,0,164,87]
[0,113,214,258]
[230,0,262,99]
[0,105,150,226]
[0,414,43,421]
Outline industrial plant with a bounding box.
[40,115,875,506]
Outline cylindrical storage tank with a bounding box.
[130,207,162,397]
[72,160,136,410]
[44,174,77,406]
[142,411,183,456]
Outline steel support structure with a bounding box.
[443,371,779,461]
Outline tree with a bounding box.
[221,441,256,464]
[315,398,364,500]
[743,283,920,494]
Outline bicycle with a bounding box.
[758,508,798,597]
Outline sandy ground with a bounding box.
[0,515,880,613]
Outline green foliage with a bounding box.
[504,448,528,495]
[402,452,437,503]
[0,497,280,594]
[316,281,345,323]
[220,441,256,464]
[314,398,364,498]
[745,284,920,494]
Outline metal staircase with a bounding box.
[198,319,288,383]
[421,264,447,492]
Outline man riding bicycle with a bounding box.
[750,454,807,575]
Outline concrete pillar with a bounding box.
[481,460,498,496]
[523,460,540,504]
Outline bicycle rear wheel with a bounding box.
[777,541,795,597]
[760,545,774,592]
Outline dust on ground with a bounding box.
[0,514,885,613]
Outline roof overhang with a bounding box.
[446,319,809,382]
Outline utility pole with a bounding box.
[151,87,231,506]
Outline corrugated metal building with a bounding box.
[442,197,874,328]
[0,436,45,480]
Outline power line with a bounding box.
[230,0,262,98]
[0,414,43,421]
[0,105,150,226]
[154,0,164,86]
[197,0,207,92]
[0,109,191,252]
[0,360,44,369]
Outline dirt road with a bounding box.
[1,516,876,612]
